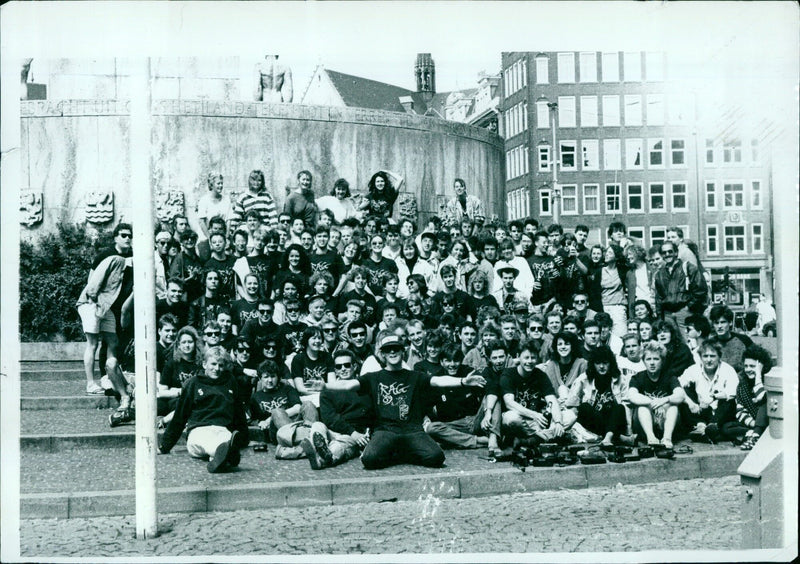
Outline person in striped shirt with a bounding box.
[721,344,771,450]
[231,169,278,228]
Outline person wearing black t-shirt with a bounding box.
[240,300,279,360]
[324,333,486,470]
[277,299,308,355]
[156,279,189,329]
[204,232,236,300]
[424,344,489,449]
[336,267,377,325]
[230,274,261,334]
[500,341,573,443]
[628,341,685,448]
[291,326,334,406]
[430,264,472,321]
[309,226,345,286]
[188,270,229,331]
[479,340,508,456]
[362,234,398,298]
[155,314,178,376]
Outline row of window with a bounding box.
[706,138,761,166]
[504,59,528,97]
[504,102,528,138]
[506,187,531,221]
[536,182,689,216]
[533,52,664,86]
[707,223,764,256]
[535,138,685,171]
[706,181,763,211]
[506,145,530,180]
[533,95,667,130]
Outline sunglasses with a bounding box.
[350,331,366,337]
[118,233,132,239]
[573,299,587,304]
[157,240,170,245]
[286,308,300,313]
[258,309,272,314]
[382,346,404,354]
[237,348,251,353]
[323,328,338,333]
[662,250,675,255]
[334,362,353,369]
[205,331,220,337]
[279,219,291,224]
[528,326,544,332]
[263,343,278,350]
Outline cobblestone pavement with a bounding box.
[18,476,743,557]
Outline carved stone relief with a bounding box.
[155,189,185,223]
[85,191,114,224]
[20,191,43,227]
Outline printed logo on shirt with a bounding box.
[378,382,411,420]
[178,371,195,384]
[259,397,288,412]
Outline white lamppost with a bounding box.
[538,97,560,223]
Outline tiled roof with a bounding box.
[325,69,429,114]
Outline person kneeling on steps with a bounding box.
[158,346,249,473]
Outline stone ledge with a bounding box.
[19,451,743,519]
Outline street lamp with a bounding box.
[538,97,560,223]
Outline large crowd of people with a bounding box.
[77,169,776,473]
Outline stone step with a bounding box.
[18,444,747,519]
[20,360,85,371]
[21,381,121,410]
[21,367,86,381]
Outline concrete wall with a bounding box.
[20,100,505,240]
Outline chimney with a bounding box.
[414,53,436,103]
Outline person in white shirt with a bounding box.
[678,339,738,443]
[197,172,232,238]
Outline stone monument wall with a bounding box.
[20,100,505,240]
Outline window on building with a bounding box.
[628,227,645,244]
[540,188,551,216]
[649,183,665,212]
[623,52,642,81]
[751,139,759,163]
[535,56,549,84]
[724,225,746,254]
[671,182,687,211]
[705,139,715,165]
[645,94,664,126]
[645,52,665,81]
[671,139,686,166]
[603,139,621,170]
[557,52,575,83]
[601,52,619,82]
[560,141,576,170]
[579,52,597,82]
[624,95,642,126]
[704,182,717,210]
[625,138,643,169]
[581,140,599,170]
[723,183,745,209]
[522,102,528,130]
[583,184,600,214]
[536,101,549,129]
[752,224,764,253]
[602,95,620,126]
[627,183,644,212]
[723,139,742,163]
[650,227,667,248]
[648,139,664,167]
[751,180,762,209]
[706,225,719,255]
[538,145,551,172]
[561,185,578,215]
[605,184,621,213]
[505,151,511,180]
[580,96,598,127]
[558,96,576,128]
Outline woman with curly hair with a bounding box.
[721,344,772,450]
[566,345,631,447]
[360,171,399,219]
[653,319,694,381]
[316,177,360,224]
[271,243,310,301]
[538,330,587,401]
[466,269,498,316]
[158,326,204,427]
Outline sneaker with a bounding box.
[300,438,324,470]
[740,433,759,451]
[311,430,334,467]
[208,441,231,473]
[108,407,133,428]
[86,382,105,395]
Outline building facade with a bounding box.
[499,51,774,307]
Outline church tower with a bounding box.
[415,53,436,103]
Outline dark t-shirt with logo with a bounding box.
[249,383,301,420]
[630,371,681,399]
[290,351,334,392]
[499,366,555,413]
[357,369,433,433]
[160,358,201,389]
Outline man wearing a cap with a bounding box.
[325,331,486,469]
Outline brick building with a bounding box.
[499,51,774,308]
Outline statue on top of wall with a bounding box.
[21,58,33,101]
[254,55,293,103]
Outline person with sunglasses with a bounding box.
[303,348,373,470]
[153,230,173,300]
[291,326,335,407]
[170,229,204,302]
[230,337,258,399]
[324,332,485,470]
[319,313,342,353]
[653,241,708,332]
